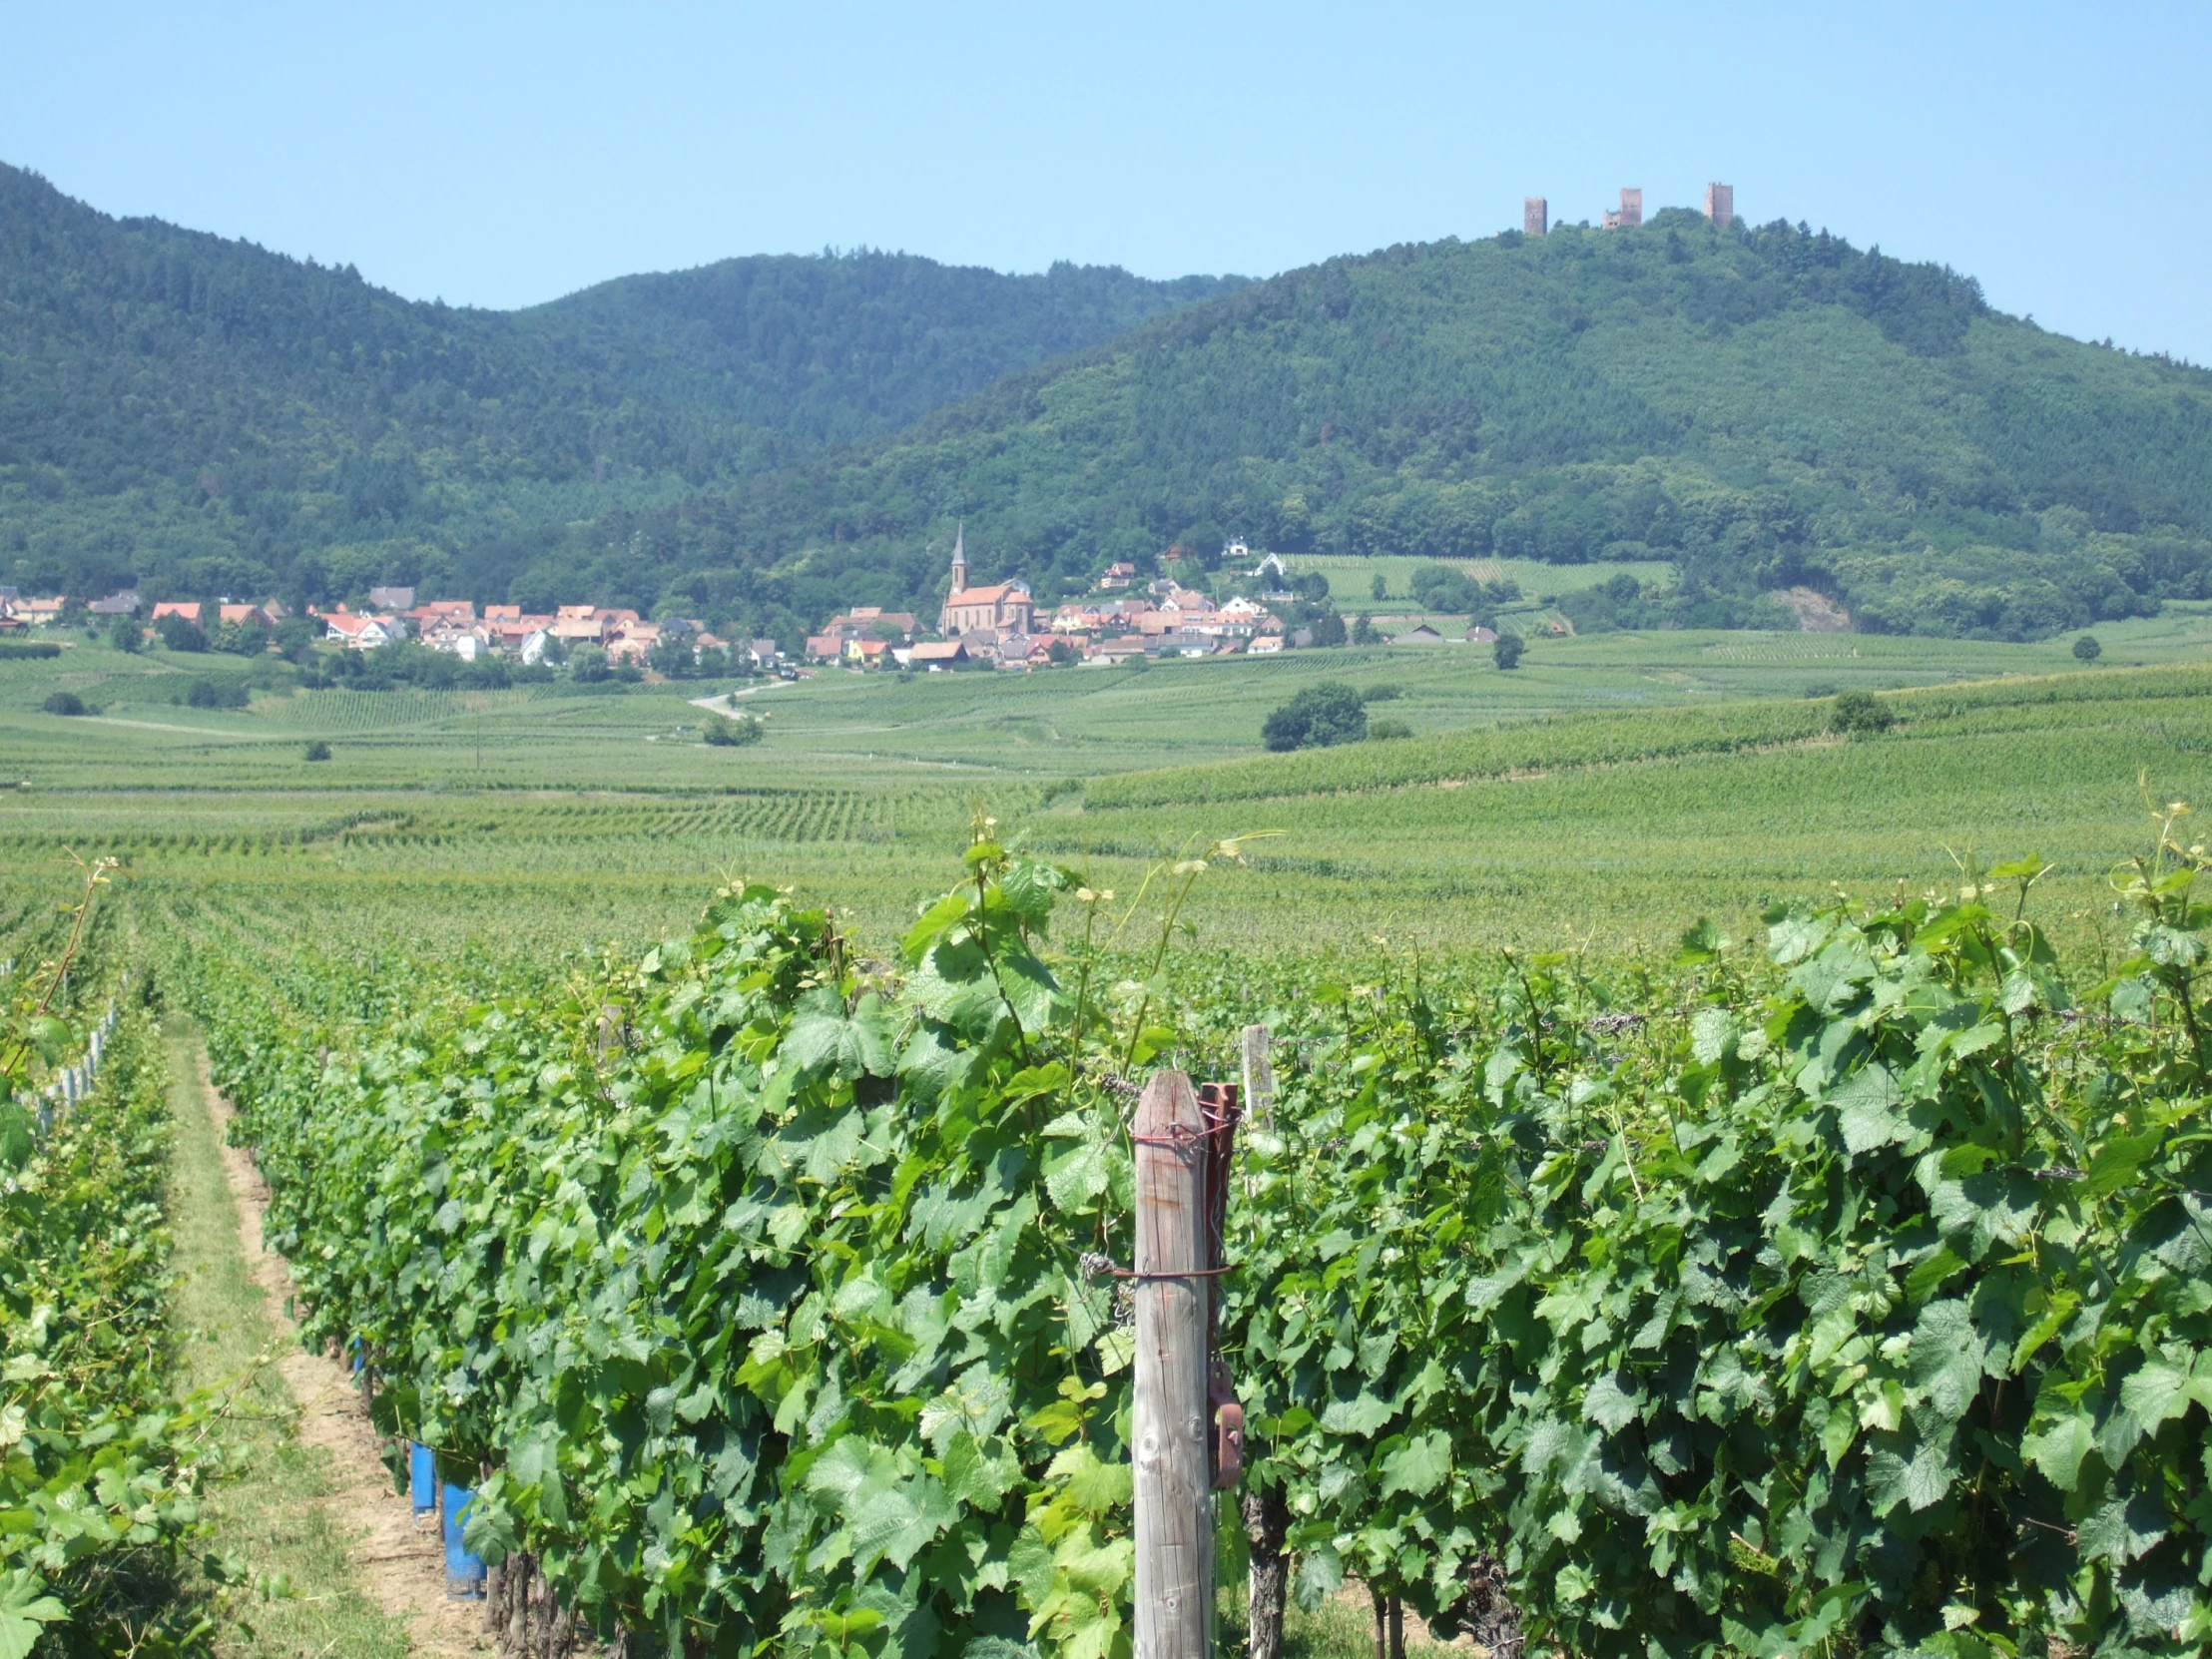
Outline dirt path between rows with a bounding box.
[195,1052,494,1659]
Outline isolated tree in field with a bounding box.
[1263,681,1368,751]
[275,617,319,660]
[41,691,88,716]
[1352,614,1380,645]
[110,616,141,654]
[1832,690,1895,734]
[1371,573,1387,601]
[704,714,764,747]
[2074,634,2102,661]
[1308,611,1347,647]
[1493,632,1524,670]
[303,740,331,762]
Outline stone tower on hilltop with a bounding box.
[1704,182,1735,229]
[1602,188,1643,230]
[1524,196,1547,236]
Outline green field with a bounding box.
[5,610,2211,958]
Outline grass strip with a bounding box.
[163,1014,412,1659]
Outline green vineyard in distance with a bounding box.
[3,607,2212,956]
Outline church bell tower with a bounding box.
[949,523,968,594]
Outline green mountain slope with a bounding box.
[588,213,2211,641]
[517,257,1240,448]
[0,161,1238,600]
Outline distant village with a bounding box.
[0,533,1511,675]
[806,531,1310,673]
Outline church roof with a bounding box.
[946,584,1028,607]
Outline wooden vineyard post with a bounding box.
[1241,1025,1275,1131]
[1133,1070,1212,1659]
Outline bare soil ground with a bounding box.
[198,1058,493,1659]
[1772,586,1853,632]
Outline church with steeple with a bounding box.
[936,524,1033,640]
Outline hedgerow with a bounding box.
[0,871,210,1659]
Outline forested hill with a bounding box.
[518,259,1241,448]
[0,161,1238,601]
[8,155,2211,644]
[598,213,2212,640]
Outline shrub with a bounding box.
[703,714,764,747]
[111,616,142,654]
[1263,681,1368,751]
[1367,717,1412,740]
[183,679,249,710]
[1493,633,1525,670]
[1308,611,1348,647]
[41,691,88,716]
[1831,689,1896,734]
[1361,684,1404,703]
[0,642,61,660]
[2073,633,2102,661]
[153,614,205,652]
[303,740,331,762]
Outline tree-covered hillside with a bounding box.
[518,257,1240,448]
[7,155,2209,644]
[587,213,2211,640]
[0,161,1237,602]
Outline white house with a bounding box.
[323,613,395,649]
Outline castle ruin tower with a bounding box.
[1524,196,1548,236]
[949,523,968,593]
[1618,188,1643,228]
[1704,183,1735,229]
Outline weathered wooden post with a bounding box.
[1133,1070,1212,1659]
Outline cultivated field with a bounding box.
[4,609,2211,953]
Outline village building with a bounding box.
[908,641,969,671]
[606,623,662,666]
[1085,635,1148,665]
[322,612,396,649]
[1097,561,1137,591]
[88,591,141,616]
[937,528,1033,639]
[551,605,607,645]
[1149,630,1217,658]
[367,586,416,611]
[830,607,918,642]
[151,601,202,625]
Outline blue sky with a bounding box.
[3,1,2207,360]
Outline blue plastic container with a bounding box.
[442,1481,486,1598]
[347,1337,364,1375]
[408,1441,436,1519]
